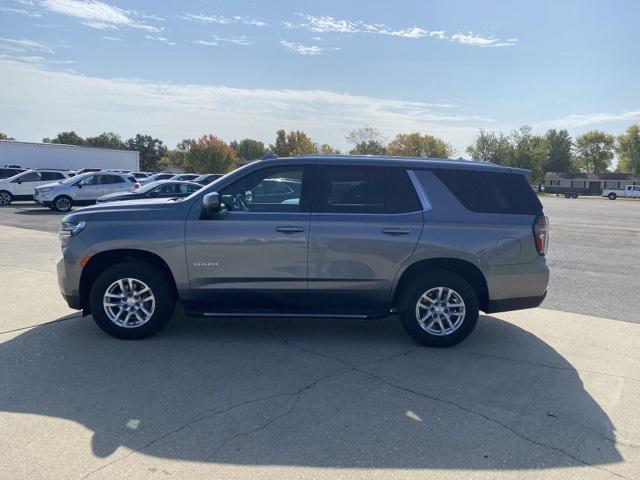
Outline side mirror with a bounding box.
[202,192,221,217]
[76,183,82,188]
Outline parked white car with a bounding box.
[0,169,71,206]
[34,172,140,212]
[601,184,640,200]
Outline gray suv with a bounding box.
[57,155,549,347]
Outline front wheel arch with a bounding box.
[80,249,178,314]
[0,190,13,206]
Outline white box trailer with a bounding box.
[0,141,139,172]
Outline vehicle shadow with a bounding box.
[0,312,622,471]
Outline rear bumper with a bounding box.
[486,291,547,313]
[61,292,82,310]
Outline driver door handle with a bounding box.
[382,228,411,236]
[276,226,304,234]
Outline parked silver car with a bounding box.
[35,172,140,212]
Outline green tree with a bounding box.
[574,130,615,173]
[85,132,126,149]
[125,134,168,171]
[0,133,15,141]
[170,134,237,174]
[386,132,455,158]
[43,131,86,146]
[466,129,512,164]
[544,129,573,173]
[231,138,266,161]
[345,127,386,155]
[318,143,340,154]
[616,124,640,174]
[509,127,546,183]
[270,129,318,157]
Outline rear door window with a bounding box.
[40,172,65,181]
[314,166,385,214]
[433,169,542,215]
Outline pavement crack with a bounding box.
[0,263,52,274]
[0,314,82,336]
[463,350,640,384]
[358,369,632,480]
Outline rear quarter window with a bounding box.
[433,169,542,215]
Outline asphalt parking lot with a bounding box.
[1,196,639,479]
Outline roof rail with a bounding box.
[262,153,278,160]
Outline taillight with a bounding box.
[533,216,549,255]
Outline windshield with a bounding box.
[60,172,90,185]
[4,170,32,182]
[135,181,166,193]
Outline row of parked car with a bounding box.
[0,165,224,211]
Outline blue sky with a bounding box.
[1,0,639,155]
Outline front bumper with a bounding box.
[56,236,92,311]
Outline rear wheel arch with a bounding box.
[80,249,178,313]
[393,258,489,313]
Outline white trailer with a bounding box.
[0,141,139,172]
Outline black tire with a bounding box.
[53,195,73,212]
[608,193,617,200]
[0,190,12,206]
[564,193,571,199]
[89,261,175,339]
[399,270,479,348]
[571,193,579,199]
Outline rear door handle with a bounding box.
[276,226,304,234]
[382,228,411,236]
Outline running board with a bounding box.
[185,308,396,319]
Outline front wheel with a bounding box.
[608,193,617,200]
[89,261,175,339]
[53,195,73,212]
[0,191,12,206]
[399,270,479,348]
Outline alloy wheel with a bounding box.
[103,277,156,328]
[415,286,466,336]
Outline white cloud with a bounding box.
[279,41,337,56]
[0,6,43,17]
[178,13,232,24]
[39,0,161,32]
[210,35,251,46]
[0,37,54,54]
[144,35,176,46]
[179,13,268,27]
[101,35,122,41]
[540,110,640,128]
[193,40,218,47]
[290,14,515,46]
[450,32,517,47]
[0,58,491,153]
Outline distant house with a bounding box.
[543,172,640,195]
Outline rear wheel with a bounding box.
[399,270,479,348]
[53,195,73,212]
[608,193,617,200]
[0,191,12,206]
[89,261,175,339]
[564,192,571,199]
[571,192,579,199]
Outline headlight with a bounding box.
[39,187,54,193]
[60,222,86,238]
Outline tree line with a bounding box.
[1,125,639,181]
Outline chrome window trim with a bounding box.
[407,170,432,212]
